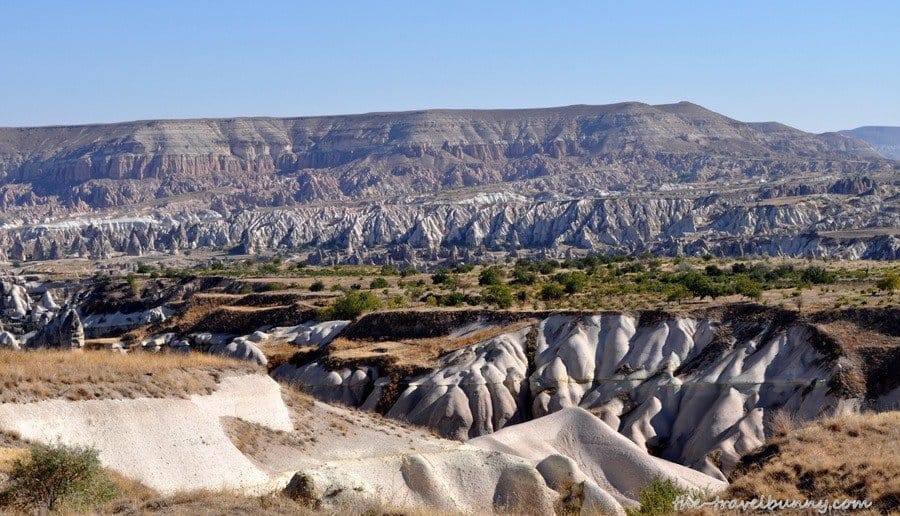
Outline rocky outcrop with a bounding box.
[0,331,19,350]
[275,307,884,479]
[27,308,84,349]
[386,327,531,439]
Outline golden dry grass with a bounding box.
[328,320,536,372]
[728,411,900,513]
[0,349,258,403]
[0,448,28,474]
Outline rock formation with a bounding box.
[273,307,886,479]
[0,103,896,263]
[27,308,84,349]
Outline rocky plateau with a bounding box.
[0,102,897,264]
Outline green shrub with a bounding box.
[309,280,325,292]
[801,266,835,284]
[369,277,390,289]
[876,273,900,292]
[478,266,505,286]
[135,262,154,274]
[400,266,418,277]
[481,284,514,309]
[379,265,399,276]
[665,284,691,303]
[126,273,139,297]
[704,264,723,276]
[1,443,118,512]
[326,291,381,319]
[511,266,538,285]
[730,262,748,274]
[625,476,687,516]
[734,276,763,300]
[539,282,566,301]
[431,268,451,285]
[553,271,589,294]
[453,263,475,274]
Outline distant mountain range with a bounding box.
[839,126,900,159]
[0,102,897,263]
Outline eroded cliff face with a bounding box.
[0,103,897,263]
[273,307,891,480]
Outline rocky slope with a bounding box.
[840,126,900,159]
[1,103,897,263]
[272,306,896,480]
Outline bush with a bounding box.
[876,273,900,292]
[478,266,505,286]
[309,280,325,292]
[481,284,513,309]
[400,266,418,278]
[379,265,399,276]
[678,271,726,300]
[1,443,118,512]
[801,266,835,285]
[665,284,691,303]
[135,262,154,274]
[453,263,475,274]
[704,264,723,276]
[734,276,763,300]
[539,282,566,301]
[553,271,589,294]
[511,266,538,285]
[625,476,687,516]
[126,273,139,297]
[327,291,381,319]
[369,277,390,289]
[431,268,451,285]
[730,262,749,275]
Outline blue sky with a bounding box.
[1,1,897,132]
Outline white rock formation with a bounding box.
[470,407,727,513]
[0,331,20,350]
[208,336,267,366]
[280,312,852,478]
[0,374,293,495]
[26,308,84,349]
[387,327,531,439]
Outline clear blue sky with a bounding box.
[2,1,898,132]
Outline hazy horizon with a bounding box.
[2,0,898,132]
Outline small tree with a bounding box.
[369,277,390,289]
[481,284,514,309]
[126,273,139,298]
[3,443,117,512]
[327,291,381,320]
[539,282,566,301]
[478,266,505,286]
[309,280,325,292]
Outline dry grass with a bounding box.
[0,448,28,475]
[0,350,258,403]
[728,411,900,513]
[128,489,315,515]
[328,320,536,372]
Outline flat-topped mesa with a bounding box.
[1,102,897,262]
[0,102,887,204]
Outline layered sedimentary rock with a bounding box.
[1,103,897,262]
